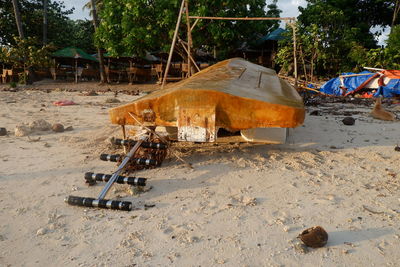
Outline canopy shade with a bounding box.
[259,28,287,42]
[52,47,98,62]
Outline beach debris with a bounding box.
[242,196,257,206]
[371,98,396,121]
[15,124,32,137]
[395,145,400,152]
[293,240,310,254]
[144,204,156,210]
[105,98,121,103]
[28,136,41,142]
[36,228,48,236]
[66,131,167,211]
[298,226,328,248]
[0,127,7,136]
[362,205,384,214]
[309,110,320,116]
[342,117,355,125]
[82,90,98,96]
[29,119,51,131]
[52,123,65,133]
[53,100,76,106]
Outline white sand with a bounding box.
[0,88,400,266]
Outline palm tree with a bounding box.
[89,0,106,83]
[11,0,24,39]
[43,0,48,45]
[11,0,34,84]
[83,0,103,16]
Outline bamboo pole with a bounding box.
[188,16,295,21]
[291,21,298,88]
[179,39,200,72]
[184,0,192,77]
[161,0,185,89]
[190,18,199,31]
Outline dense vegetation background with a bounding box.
[1,0,399,81]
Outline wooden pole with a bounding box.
[291,21,298,88]
[179,39,200,72]
[75,58,78,83]
[162,0,185,89]
[190,18,199,31]
[184,0,192,77]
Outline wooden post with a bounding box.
[291,21,298,88]
[179,40,200,72]
[184,0,192,77]
[75,58,78,83]
[161,0,185,89]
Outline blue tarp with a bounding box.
[377,79,400,97]
[320,71,400,97]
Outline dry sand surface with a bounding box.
[1,83,400,267]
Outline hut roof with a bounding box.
[52,47,98,62]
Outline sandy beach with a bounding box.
[1,82,400,267]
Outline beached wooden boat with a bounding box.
[109,58,305,143]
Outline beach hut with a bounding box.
[51,47,99,83]
[231,28,287,68]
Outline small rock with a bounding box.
[299,226,328,248]
[242,197,257,206]
[52,123,64,133]
[309,110,320,116]
[84,90,98,96]
[15,125,32,137]
[29,119,51,131]
[105,98,121,103]
[0,127,7,136]
[36,228,48,236]
[64,126,73,131]
[342,117,355,126]
[394,145,400,152]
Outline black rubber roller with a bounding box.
[65,196,132,211]
[100,154,121,162]
[84,172,147,186]
[100,154,157,166]
[132,158,157,166]
[113,138,167,149]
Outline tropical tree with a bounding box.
[89,0,106,83]
[0,0,77,47]
[43,0,48,45]
[276,0,396,78]
[96,0,281,59]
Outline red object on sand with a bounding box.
[53,100,76,106]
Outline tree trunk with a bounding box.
[12,0,24,39]
[392,0,400,28]
[90,0,106,83]
[43,0,48,45]
[12,0,34,84]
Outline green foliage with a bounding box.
[0,0,95,52]
[276,0,397,79]
[96,0,281,58]
[0,37,53,69]
[9,81,17,88]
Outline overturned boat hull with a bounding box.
[109,58,305,143]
